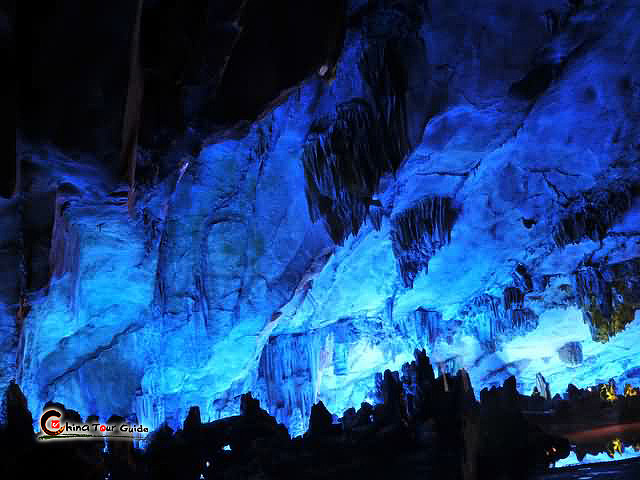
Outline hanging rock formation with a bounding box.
[574,258,640,342]
[391,196,458,288]
[7,0,640,441]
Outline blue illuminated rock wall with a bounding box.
[254,311,440,436]
[5,0,640,436]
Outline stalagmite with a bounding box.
[536,373,552,401]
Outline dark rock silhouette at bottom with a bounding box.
[0,350,575,480]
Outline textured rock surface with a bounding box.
[3,355,584,480]
[557,342,583,366]
[8,0,640,436]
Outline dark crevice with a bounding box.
[509,64,554,101]
[41,322,144,396]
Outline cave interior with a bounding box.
[4,0,640,478]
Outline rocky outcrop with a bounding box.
[536,373,552,401]
[2,354,575,480]
[574,258,640,342]
[557,341,583,366]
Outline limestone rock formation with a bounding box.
[1,354,583,479]
[7,0,640,440]
[557,342,583,366]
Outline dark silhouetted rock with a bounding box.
[307,400,334,437]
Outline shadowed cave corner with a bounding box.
[1,350,595,480]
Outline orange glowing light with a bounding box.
[607,438,624,458]
[624,384,639,397]
[613,439,623,453]
[600,383,617,402]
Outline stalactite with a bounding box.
[506,308,538,332]
[257,333,317,433]
[48,189,81,288]
[390,196,458,288]
[303,99,392,244]
[255,313,434,433]
[535,373,552,401]
[552,183,634,248]
[502,285,537,337]
[459,294,502,352]
[437,356,462,377]
[574,266,611,317]
[460,291,538,352]
[574,258,640,342]
[411,308,443,346]
[120,0,144,219]
[302,34,418,245]
[503,287,525,311]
